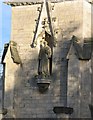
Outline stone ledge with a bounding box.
[3,1,68,7]
[53,106,73,115]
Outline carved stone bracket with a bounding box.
[73,40,93,60]
[68,36,93,60]
[53,106,73,115]
[37,78,51,93]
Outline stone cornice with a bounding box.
[3,1,60,7]
[3,2,43,6]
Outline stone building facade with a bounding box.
[1,0,93,118]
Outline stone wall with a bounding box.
[83,0,91,38]
[91,1,93,114]
[3,46,19,117]
[3,0,92,118]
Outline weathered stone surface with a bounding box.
[2,0,93,119]
[67,43,80,118]
[79,60,91,118]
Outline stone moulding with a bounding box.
[73,40,93,60]
[3,2,43,6]
[53,106,73,115]
[1,41,21,64]
[70,36,93,60]
[10,41,21,64]
[4,1,63,7]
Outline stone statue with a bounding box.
[38,40,52,77]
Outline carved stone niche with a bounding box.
[37,79,51,93]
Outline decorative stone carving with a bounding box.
[34,30,56,77]
[1,41,21,64]
[38,40,52,76]
[30,0,57,92]
[4,2,42,6]
[10,41,21,64]
[35,38,52,93]
[37,79,51,93]
[72,36,93,60]
[52,17,56,22]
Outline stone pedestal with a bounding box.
[37,78,51,93]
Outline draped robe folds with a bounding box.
[38,44,51,75]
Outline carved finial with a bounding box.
[71,35,77,43]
